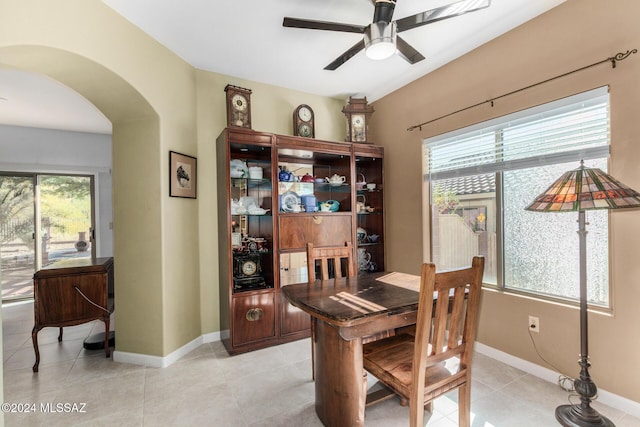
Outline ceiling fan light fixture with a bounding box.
[365,22,397,60]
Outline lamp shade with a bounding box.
[525,161,640,212]
[364,22,397,60]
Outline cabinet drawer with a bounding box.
[279,214,352,250]
[232,292,276,346]
[35,273,108,325]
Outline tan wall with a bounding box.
[0,0,179,356]
[370,0,640,402]
[0,0,349,356]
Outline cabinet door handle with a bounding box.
[246,307,263,321]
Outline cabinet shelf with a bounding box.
[279,211,352,216]
[231,213,273,217]
[277,181,351,192]
[231,178,272,189]
[357,241,382,247]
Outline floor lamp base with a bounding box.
[556,404,615,427]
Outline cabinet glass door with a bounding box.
[277,151,352,214]
[355,154,384,273]
[229,143,273,294]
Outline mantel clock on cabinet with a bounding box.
[224,84,252,129]
[342,96,374,143]
[293,104,315,138]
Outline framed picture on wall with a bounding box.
[169,151,197,199]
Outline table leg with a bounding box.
[103,316,111,358]
[314,320,365,427]
[31,325,41,372]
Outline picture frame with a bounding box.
[169,151,197,199]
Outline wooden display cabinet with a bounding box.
[217,128,385,354]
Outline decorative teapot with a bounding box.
[300,173,315,183]
[278,166,295,182]
[325,174,346,185]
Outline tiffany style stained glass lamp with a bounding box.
[525,160,640,427]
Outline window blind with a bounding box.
[424,87,610,181]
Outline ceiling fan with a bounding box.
[283,0,491,70]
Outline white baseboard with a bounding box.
[475,342,640,419]
[202,331,221,344]
[113,331,221,368]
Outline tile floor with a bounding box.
[2,300,639,426]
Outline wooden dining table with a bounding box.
[281,271,424,427]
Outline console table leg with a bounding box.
[58,327,63,342]
[103,317,111,358]
[32,326,41,372]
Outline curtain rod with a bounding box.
[406,49,637,132]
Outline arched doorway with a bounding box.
[0,45,165,357]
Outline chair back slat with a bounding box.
[431,291,450,354]
[307,242,354,281]
[447,286,468,350]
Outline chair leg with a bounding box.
[425,400,433,413]
[409,398,424,427]
[458,383,471,427]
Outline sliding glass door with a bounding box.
[0,174,36,300]
[1,173,94,301]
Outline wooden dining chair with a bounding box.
[307,242,355,380]
[363,256,485,427]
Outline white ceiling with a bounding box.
[0,68,112,134]
[0,0,565,135]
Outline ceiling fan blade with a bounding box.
[283,17,366,34]
[395,0,491,33]
[396,35,425,64]
[324,40,366,70]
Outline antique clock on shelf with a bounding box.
[224,84,252,129]
[342,96,375,143]
[293,104,315,138]
[232,252,266,292]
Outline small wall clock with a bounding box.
[224,84,252,129]
[293,104,315,138]
[342,96,375,143]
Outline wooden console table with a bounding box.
[32,257,114,372]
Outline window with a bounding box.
[424,87,610,306]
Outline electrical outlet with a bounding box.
[529,316,540,333]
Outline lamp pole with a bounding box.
[555,210,614,427]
